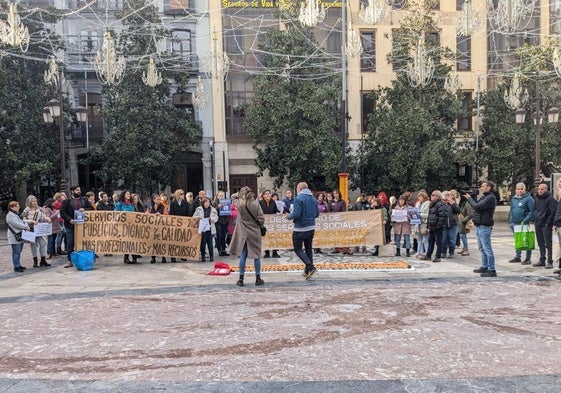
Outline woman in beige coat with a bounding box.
[229,186,265,287]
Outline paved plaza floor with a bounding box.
[1,222,560,392]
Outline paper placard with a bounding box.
[34,223,52,236]
[198,218,211,233]
[74,210,85,223]
[219,199,231,216]
[22,230,36,242]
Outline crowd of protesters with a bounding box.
[6,180,561,282]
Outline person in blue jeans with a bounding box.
[508,182,535,264]
[6,201,31,272]
[287,182,320,279]
[464,181,497,277]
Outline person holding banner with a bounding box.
[113,190,138,264]
[147,194,169,264]
[229,187,265,287]
[288,182,320,279]
[6,201,31,272]
[22,195,51,268]
[259,190,280,258]
[508,183,535,265]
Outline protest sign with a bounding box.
[75,211,201,260]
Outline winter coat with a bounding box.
[259,199,279,215]
[330,199,347,212]
[228,198,264,259]
[509,192,534,225]
[114,201,135,212]
[533,191,557,227]
[193,205,218,235]
[60,196,92,228]
[458,201,474,234]
[6,210,28,245]
[427,199,447,230]
[467,191,496,227]
[317,201,328,213]
[287,188,319,231]
[442,202,460,227]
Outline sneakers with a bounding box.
[473,267,488,273]
[14,266,25,273]
[305,266,318,280]
[420,256,431,261]
[64,262,73,268]
[460,249,470,256]
[532,261,546,267]
[545,263,554,269]
[480,270,497,277]
[521,259,531,265]
[508,257,521,263]
[432,258,441,263]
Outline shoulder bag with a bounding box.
[7,224,22,241]
[245,205,267,237]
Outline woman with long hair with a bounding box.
[229,186,265,287]
[114,190,138,264]
[147,194,168,263]
[194,197,218,262]
[43,198,62,259]
[22,195,51,267]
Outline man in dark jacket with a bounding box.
[533,183,558,268]
[60,185,92,268]
[421,190,447,263]
[287,182,319,279]
[465,181,497,277]
[552,197,561,274]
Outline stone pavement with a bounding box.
[1,222,560,392]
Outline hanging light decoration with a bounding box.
[191,76,207,110]
[299,0,325,27]
[456,0,483,36]
[202,29,230,81]
[488,0,536,33]
[503,72,527,109]
[142,57,162,87]
[444,72,462,94]
[359,0,388,25]
[406,37,434,88]
[94,31,126,86]
[346,20,363,59]
[0,3,30,52]
[44,57,59,87]
[553,46,561,79]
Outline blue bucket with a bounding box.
[71,250,95,271]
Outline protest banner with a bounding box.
[75,211,201,260]
[262,210,384,250]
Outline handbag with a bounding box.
[513,224,535,251]
[245,206,267,236]
[7,225,22,241]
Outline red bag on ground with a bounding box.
[208,262,232,275]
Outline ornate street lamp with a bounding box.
[0,3,30,52]
[94,31,126,85]
[142,57,162,87]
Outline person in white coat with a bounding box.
[6,201,31,272]
[193,197,218,262]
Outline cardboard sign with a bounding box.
[261,210,385,250]
[75,211,201,260]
